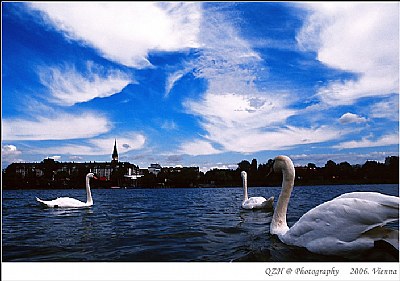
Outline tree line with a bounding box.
[3,156,398,189]
[138,156,399,188]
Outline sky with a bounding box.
[2,2,399,172]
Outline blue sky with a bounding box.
[2,2,399,172]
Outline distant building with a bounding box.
[112,139,118,163]
[161,166,200,174]
[148,163,162,175]
[3,140,140,189]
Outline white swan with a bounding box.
[270,155,399,256]
[36,173,97,208]
[241,171,274,210]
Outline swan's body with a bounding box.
[270,155,399,256]
[241,171,274,210]
[36,173,96,208]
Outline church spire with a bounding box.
[112,139,118,162]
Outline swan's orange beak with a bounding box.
[93,175,98,180]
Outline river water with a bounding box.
[2,184,399,262]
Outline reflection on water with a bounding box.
[2,184,399,262]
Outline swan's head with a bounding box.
[87,173,98,180]
[272,155,294,173]
[241,171,247,179]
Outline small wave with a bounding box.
[158,231,207,239]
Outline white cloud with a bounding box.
[339,112,367,124]
[2,113,111,140]
[165,70,185,97]
[199,163,238,173]
[69,155,83,161]
[29,2,201,68]
[48,155,61,161]
[370,95,399,121]
[2,144,24,167]
[36,133,146,156]
[2,144,22,156]
[333,133,399,149]
[297,2,399,106]
[179,139,222,156]
[186,92,295,129]
[185,92,342,153]
[209,125,342,153]
[39,62,131,106]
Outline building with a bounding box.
[2,140,141,189]
[148,163,162,175]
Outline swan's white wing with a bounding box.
[242,196,274,209]
[282,194,399,254]
[242,197,266,209]
[336,192,399,208]
[36,197,87,208]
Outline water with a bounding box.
[2,184,399,262]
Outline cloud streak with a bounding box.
[29,2,201,68]
[30,133,146,157]
[297,2,399,106]
[179,139,222,156]
[333,133,399,149]
[39,62,131,106]
[2,113,112,141]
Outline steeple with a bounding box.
[112,139,118,162]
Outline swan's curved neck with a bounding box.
[242,175,248,201]
[271,159,295,236]
[85,176,93,205]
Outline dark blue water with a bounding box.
[2,184,399,262]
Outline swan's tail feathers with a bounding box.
[364,227,399,251]
[380,229,399,251]
[262,196,274,209]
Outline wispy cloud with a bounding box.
[89,134,146,155]
[297,2,399,106]
[29,2,201,68]
[184,92,329,153]
[370,95,399,121]
[2,113,112,141]
[39,62,131,106]
[179,139,222,156]
[180,5,347,154]
[161,120,178,131]
[31,133,146,157]
[333,133,399,149]
[165,70,185,97]
[209,125,342,153]
[339,112,367,124]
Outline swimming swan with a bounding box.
[36,173,97,208]
[241,171,274,210]
[270,155,399,256]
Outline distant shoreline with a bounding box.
[3,182,399,190]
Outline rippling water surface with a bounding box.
[2,184,399,262]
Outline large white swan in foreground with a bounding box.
[241,171,274,210]
[36,173,97,208]
[270,155,399,256]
